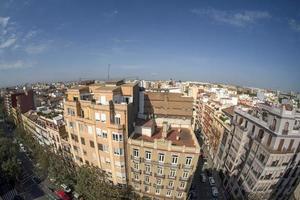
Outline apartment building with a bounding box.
[22,110,70,153]
[63,80,139,186]
[127,90,200,200]
[219,104,300,200]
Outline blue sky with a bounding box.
[0,0,299,91]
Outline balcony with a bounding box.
[183,164,193,169]
[108,123,124,130]
[131,155,142,162]
[167,175,176,180]
[153,184,164,189]
[131,178,141,184]
[154,173,165,178]
[179,176,189,181]
[131,167,141,174]
[143,181,151,186]
[143,171,152,176]
[176,187,186,192]
[166,185,174,190]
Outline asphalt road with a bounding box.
[189,130,226,200]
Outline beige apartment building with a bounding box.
[127,90,200,200]
[63,80,139,185]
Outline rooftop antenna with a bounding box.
[107,64,110,80]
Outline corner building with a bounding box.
[64,80,139,185]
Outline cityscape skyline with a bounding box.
[0,0,300,90]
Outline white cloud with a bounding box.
[289,19,300,32]
[191,8,271,27]
[25,43,48,54]
[0,16,10,28]
[0,37,17,48]
[0,60,35,70]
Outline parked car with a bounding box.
[211,186,219,197]
[55,190,71,200]
[61,184,71,193]
[200,173,207,183]
[209,177,216,186]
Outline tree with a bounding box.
[0,137,20,184]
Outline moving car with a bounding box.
[209,177,216,186]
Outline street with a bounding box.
[189,130,226,200]
[1,122,59,200]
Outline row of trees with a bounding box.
[0,97,21,185]
[14,126,142,200]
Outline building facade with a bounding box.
[219,104,300,200]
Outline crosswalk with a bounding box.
[1,189,17,200]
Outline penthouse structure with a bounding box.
[128,90,200,199]
[219,104,300,200]
[63,80,139,185]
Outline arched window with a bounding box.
[271,119,276,131]
[258,129,264,142]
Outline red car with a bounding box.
[55,190,72,200]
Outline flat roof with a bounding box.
[132,126,195,147]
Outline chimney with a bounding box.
[162,121,168,138]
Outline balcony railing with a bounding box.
[154,173,165,178]
[143,171,152,176]
[131,167,141,174]
[143,181,151,186]
[153,184,164,189]
[131,155,142,162]
[131,178,141,184]
[167,175,176,180]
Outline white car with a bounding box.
[211,186,219,197]
[61,184,71,193]
[209,177,216,186]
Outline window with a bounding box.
[168,181,174,187]
[145,176,149,183]
[144,186,149,193]
[112,133,123,141]
[95,113,100,121]
[157,179,162,185]
[155,189,160,195]
[103,144,109,152]
[102,130,107,138]
[88,126,93,134]
[182,171,189,178]
[69,121,75,128]
[185,156,192,165]
[283,122,289,135]
[170,169,176,177]
[252,125,255,134]
[177,192,183,198]
[145,151,151,160]
[101,113,106,122]
[145,164,151,173]
[134,173,139,180]
[114,148,123,156]
[157,167,163,175]
[67,108,75,116]
[115,114,121,125]
[133,149,139,157]
[100,96,106,105]
[134,162,139,170]
[81,137,85,145]
[172,155,178,164]
[96,128,102,137]
[158,153,165,162]
[79,123,85,132]
[245,120,248,128]
[98,143,103,151]
[166,190,172,197]
[180,182,186,188]
[90,140,95,148]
